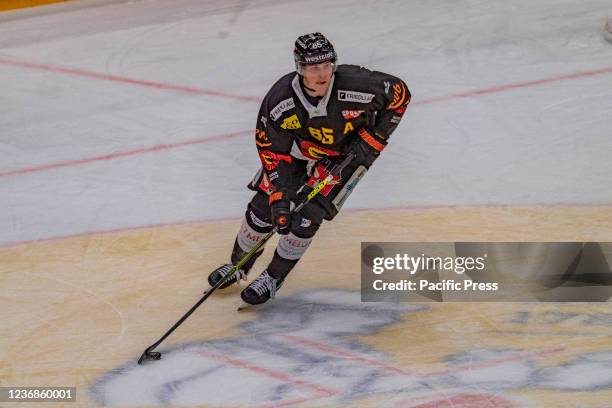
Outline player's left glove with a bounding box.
[269,191,291,235]
[346,128,387,168]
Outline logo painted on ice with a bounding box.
[91,290,612,407]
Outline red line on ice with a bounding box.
[195,349,336,407]
[1,59,611,180]
[1,204,611,250]
[280,334,419,376]
[421,346,565,378]
[0,130,252,178]
[413,67,612,105]
[399,393,516,408]
[2,57,611,107]
[1,58,612,247]
[0,218,240,250]
[0,58,260,102]
[281,335,564,380]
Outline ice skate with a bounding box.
[237,270,284,310]
[204,263,247,294]
[204,247,263,294]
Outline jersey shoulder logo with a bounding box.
[387,82,409,110]
[337,90,375,104]
[270,97,295,121]
[280,114,301,130]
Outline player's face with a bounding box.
[302,62,334,96]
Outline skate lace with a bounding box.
[234,268,246,281]
[219,264,246,282]
[250,271,279,298]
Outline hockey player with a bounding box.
[208,32,411,306]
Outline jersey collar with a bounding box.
[291,73,335,118]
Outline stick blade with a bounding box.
[138,350,162,365]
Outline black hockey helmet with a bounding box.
[294,32,337,74]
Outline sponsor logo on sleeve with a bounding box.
[270,97,295,121]
[255,128,272,147]
[338,90,375,104]
[387,82,409,110]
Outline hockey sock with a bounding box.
[235,213,271,255]
[267,233,313,280]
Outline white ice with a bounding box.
[1,0,611,247]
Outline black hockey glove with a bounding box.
[269,191,291,235]
[347,128,387,168]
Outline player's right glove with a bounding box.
[346,128,387,168]
[299,158,340,202]
[269,191,291,235]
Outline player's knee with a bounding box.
[277,231,313,261]
[290,204,324,238]
[290,214,320,238]
[245,194,273,233]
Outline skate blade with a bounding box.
[203,285,213,295]
[237,301,258,311]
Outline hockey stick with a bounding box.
[137,152,356,364]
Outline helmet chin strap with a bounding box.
[303,83,317,93]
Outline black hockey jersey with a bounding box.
[254,64,410,195]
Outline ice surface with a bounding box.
[1,0,612,246]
